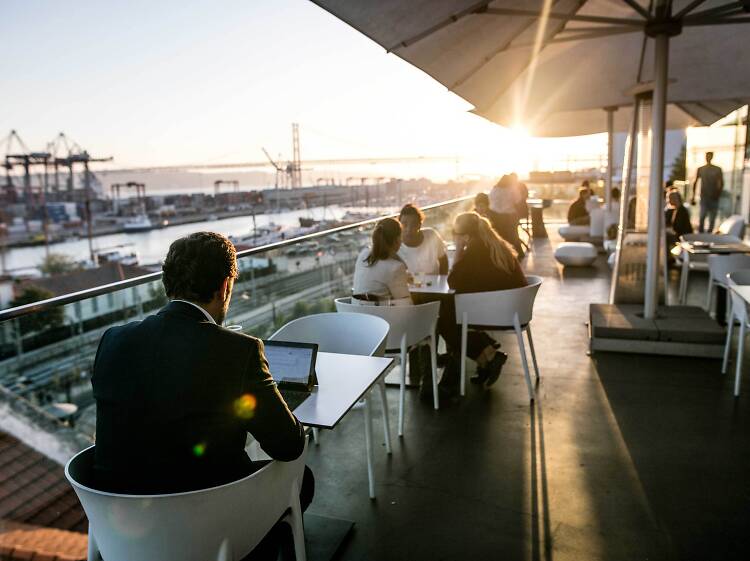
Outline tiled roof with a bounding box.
[0,521,86,561]
[0,432,86,534]
[19,263,152,298]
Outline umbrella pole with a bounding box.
[605,107,616,212]
[644,33,670,319]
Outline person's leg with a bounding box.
[466,331,507,387]
[707,201,719,232]
[699,202,708,233]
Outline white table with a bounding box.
[293,352,394,429]
[679,240,750,304]
[408,274,454,295]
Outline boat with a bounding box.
[95,245,139,266]
[123,214,154,233]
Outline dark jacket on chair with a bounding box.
[91,300,305,494]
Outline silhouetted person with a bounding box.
[488,175,524,257]
[666,188,693,242]
[92,232,312,560]
[692,151,724,232]
[568,186,591,226]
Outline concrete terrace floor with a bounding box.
[303,227,750,561]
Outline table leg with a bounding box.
[679,254,689,304]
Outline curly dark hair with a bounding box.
[399,203,425,224]
[162,232,238,302]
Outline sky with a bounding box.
[0,0,618,180]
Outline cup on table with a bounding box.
[414,272,425,288]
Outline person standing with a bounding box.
[691,151,724,233]
[488,175,524,257]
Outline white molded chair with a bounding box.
[270,312,390,499]
[454,275,543,401]
[706,254,750,317]
[678,232,743,303]
[722,270,750,396]
[718,215,746,238]
[66,443,308,561]
[335,298,440,436]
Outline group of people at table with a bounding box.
[85,178,531,559]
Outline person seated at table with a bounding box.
[665,188,693,247]
[488,175,525,257]
[434,212,527,393]
[397,203,449,275]
[352,217,412,305]
[567,186,591,226]
[91,232,313,559]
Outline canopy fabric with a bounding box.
[312,0,750,136]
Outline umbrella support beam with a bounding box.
[644,32,670,319]
[605,107,616,211]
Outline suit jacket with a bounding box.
[91,300,305,494]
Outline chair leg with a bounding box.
[514,316,535,402]
[398,337,407,437]
[735,321,746,397]
[526,326,540,380]
[287,488,307,561]
[723,305,735,374]
[378,379,392,454]
[311,428,319,446]
[430,330,439,410]
[363,397,375,498]
[706,278,714,313]
[87,526,100,561]
[217,539,232,561]
[460,312,468,397]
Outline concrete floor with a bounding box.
[303,228,750,561]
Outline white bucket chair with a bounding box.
[270,312,390,499]
[335,298,440,436]
[678,214,746,304]
[65,442,308,561]
[721,270,750,396]
[706,254,750,318]
[454,275,543,401]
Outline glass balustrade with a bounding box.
[0,196,475,437]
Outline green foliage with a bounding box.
[10,285,65,334]
[668,143,687,183]
[39,253,80,276]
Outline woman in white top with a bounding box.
[352,217,411,304]
[397,203,448,275]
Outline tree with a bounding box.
[668,143,687,184]
[10,285,64,334]
[39,253,80,276]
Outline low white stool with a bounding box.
[558,225,589,241]
[554,242,597,266]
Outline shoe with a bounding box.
[483,352,508,388]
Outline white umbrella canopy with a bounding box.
[312,0,750,135]
[313,0,750,319]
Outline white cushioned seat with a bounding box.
[558,225,590,241]
[554,242,598,266]
[607,251,616,269]
[603,239,617,254]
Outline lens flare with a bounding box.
[234,393,257,419]
[192,442,206,457]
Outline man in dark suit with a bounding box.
[92,232,312,557]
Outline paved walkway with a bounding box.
[303,227,750,561]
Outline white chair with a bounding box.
[270,312,390,499]
[678,232,743,303]
[706,254,750,317]
[722,270,750,396]
[717,215,746,238]
[65,443,308,561]
[454,275,543,401]
[335,298,440,436]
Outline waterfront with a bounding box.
[1,203,396,272]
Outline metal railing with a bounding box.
[0,195,474,322]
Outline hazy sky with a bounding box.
[1,0,618,177]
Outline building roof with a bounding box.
[19,263,152,298]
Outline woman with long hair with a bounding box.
[434,212,526,394]
[352,217,411,304]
